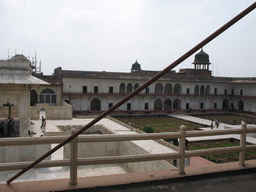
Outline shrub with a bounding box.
[143,125,154,133]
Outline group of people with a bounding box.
[210,118,220,129]
[0,118,15,137]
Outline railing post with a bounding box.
[70,128,78,185]
[239,122,247,166]
[178,125,186,175]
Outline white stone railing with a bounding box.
[0,123,255,185]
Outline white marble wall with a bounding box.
[0,144,51,163]
[63,140,175,172]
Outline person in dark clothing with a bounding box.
[40,116,46,132]
[7,119,12,136]
[210,120,214,129]
[0,122,4,137]
[10,118,15,136]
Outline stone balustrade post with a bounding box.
[239,122,247,166]
[178,125,186,175]
[70,128,78,185]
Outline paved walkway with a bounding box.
[170,114,256,144]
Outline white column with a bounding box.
[18,91,30,137]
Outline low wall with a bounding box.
[63,124,176,173]
[119,141,176,173]
[30,101,73,120]
[0,144,51,163]
[63,140,176,172]
[64,141,119,159]
[63,125,119,159]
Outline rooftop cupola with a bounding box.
[192,49,211,70]
[131,60,141,72]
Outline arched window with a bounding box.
[164,99,172,110]
[222,99,229,109]
[200,85,205,95]
[134,83,139,90]
[39,88,56,106]
[173,99,181,110]
[155,83,163,94]
[206,85,210,95]
[164,83,172,94]
[238,100,244,111]
[174,84,182,95]
[194,85,199,95]
[91,98,101,110]
[119,83,125,94]
[127,83,133,94]
[154,99,162,110]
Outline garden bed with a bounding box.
[114,115,203,132]
[187,139,256,163]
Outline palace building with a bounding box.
[1,49,256,136]
[32,49,256,115]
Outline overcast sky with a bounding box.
[1,0,255,77]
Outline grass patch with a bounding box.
[187,140,256,163]
[114,115,203,132]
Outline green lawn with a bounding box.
[114,115,203,132]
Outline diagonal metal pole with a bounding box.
[7,2,256,184]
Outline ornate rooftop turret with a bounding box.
[192,48,211,70]
[131,60,141,71]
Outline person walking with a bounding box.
[210,120,214,130]
[215,118,220,128]
[216,118,220,128]
[40,116,46,132]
